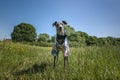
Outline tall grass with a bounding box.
[0,42,120,80]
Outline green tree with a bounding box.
[86,36,98,46]
[11,23,37,42]
[51,36,55,42]
[65,25,75,36]
[68,31,88,46]
[97,38,105,46]
[115,38,120,45]
[38,33,50,42]
[106,36,117,45]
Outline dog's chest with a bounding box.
[57,44,65,51]
[56,34,66,44]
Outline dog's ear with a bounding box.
[52,21,57,27]
[62,21,67,25]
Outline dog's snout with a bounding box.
[59,27,62,30]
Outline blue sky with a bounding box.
[0,0,120,40]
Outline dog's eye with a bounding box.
[56,23,59,27]
[60,23,64,26]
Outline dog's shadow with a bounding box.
[15,62,47,75]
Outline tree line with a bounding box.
[11,22,120,47]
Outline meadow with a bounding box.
[0,42,120,80]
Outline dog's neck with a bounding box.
[56,33,67,45]
[56,28,65,36]
[57,33,66,39]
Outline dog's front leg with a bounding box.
[54,56,56,67]
[64,56,68,68]
[56,51,59,62]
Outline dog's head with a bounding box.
[53,21,67,36]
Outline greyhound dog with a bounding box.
[51,21,70,68]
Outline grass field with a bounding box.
[0,42,120,80]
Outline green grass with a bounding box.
[0,42,120,80]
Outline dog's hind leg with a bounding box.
[56,51,59,62]
[54,51,59,67]
[64,56,68,68]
